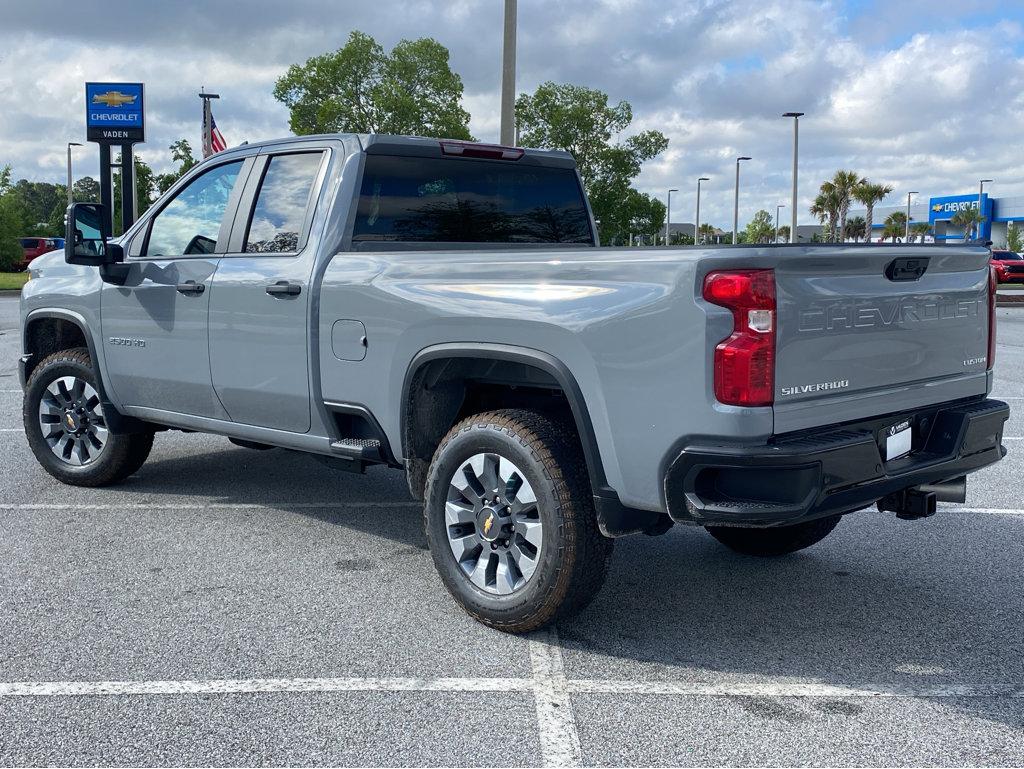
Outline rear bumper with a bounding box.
[665,398,1009,527]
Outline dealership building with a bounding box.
[831,192,1024,246]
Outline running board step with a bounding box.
[329,438,386,464]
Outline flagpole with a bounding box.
[198,88,220,159]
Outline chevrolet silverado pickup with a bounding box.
[20,134,1009,632]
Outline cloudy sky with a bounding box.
[1,0,1023,227]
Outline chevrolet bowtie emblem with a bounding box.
[483,514,494,536]
[92,91,137,108]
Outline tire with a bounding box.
[705,514,841,557]
[424,409,614,633]
[23,347,154,487]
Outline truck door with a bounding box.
[101,159,250,419]
[207,150,328,432]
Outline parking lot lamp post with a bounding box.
[775,204,785,243]
[733,157,751,244]
[783,112,804,244]
[665,188,678,245]
[905,191,917,242]
[979,179,992,240]
[66,142,82,206]
[695,177,709,245]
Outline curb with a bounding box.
[0,290,22,297]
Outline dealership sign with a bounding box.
[928,193,993,240]
[85,82,145,143]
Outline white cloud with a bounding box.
[0,0,1022,228]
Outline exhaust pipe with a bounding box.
[877,477,967,520]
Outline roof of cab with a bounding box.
[215,133,576,168]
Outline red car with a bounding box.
[18,237,61,270]
[991,249,1024,284]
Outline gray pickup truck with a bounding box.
[20,134,1009,632]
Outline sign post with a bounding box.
[85,82,145,235]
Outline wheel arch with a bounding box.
[22,309,151,435]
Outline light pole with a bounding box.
[665,188,678,245]
[66,142,83,206]
[978,179,992,241]
[733,156,751,244]
[500,0,517,145]
[695,176,709,245]
[905,191,917,242]
[783,112,803,244]
[775,204,786,243]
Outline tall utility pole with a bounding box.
[500,0,517,146]
[905,191,917,242]
[783,112,804,242]
[775,204,785,243]
[732,156,751,244]
[695,177,709,245]
[665,188,678,245]
[66,142,82,206]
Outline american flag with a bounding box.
[201,96,227,158]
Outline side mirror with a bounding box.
[65,203,123,267]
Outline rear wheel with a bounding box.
[424,409,614,633]
[23,348,154,487]
[705,515,841,557]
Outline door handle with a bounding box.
[266,281,302,297]
[175,280,205,296]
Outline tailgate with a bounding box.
[773,246,991,433]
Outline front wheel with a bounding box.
[705,514,842,557]
[424,409,614,633]
[23,348,154,487]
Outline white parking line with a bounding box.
[0,675,1019,701]
[529,628,583,768]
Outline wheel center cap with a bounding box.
[64,411,81,432]
[477,506,509,543]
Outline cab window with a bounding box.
[144,161,243,257]
[243,153,323,253]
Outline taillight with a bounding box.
[703,269,776,407]
[989,266,997,370]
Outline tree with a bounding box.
[155,139,198,194]
[72,177,100,203]
[668,231,693,245]
[0,166,26,270]
[777,224,791,243]
[845,215,866,242]
[273,30,472,139]
[515,82,668,245]
[1008,222,1023,252]
[950,207,983,241]
[697,222,718,245]
[829,170,865,241]
[810,185,841,242]
[853,181,893,243]
[743,210,776,244]
[909,222,931,243]
[882,211,908,242]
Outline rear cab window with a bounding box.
[352,155,593,245]
[243,152,324,254]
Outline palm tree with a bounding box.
[698,223,716,244]
[882,211,908,242]
[845,216,867,242]
[853,181,893,243]
[950,207,983,241]
[910,222,931,243]
[830,170,865,241]
[777,224,791,243]
[810,184,841,242]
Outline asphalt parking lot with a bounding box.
[0,294,1022,767]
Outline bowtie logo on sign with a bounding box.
[91,91,137,108]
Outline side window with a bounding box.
[244,153,323,253]
[144,161,243,257]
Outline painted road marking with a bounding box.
[0,502,422,510]
[529,627,583,768]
